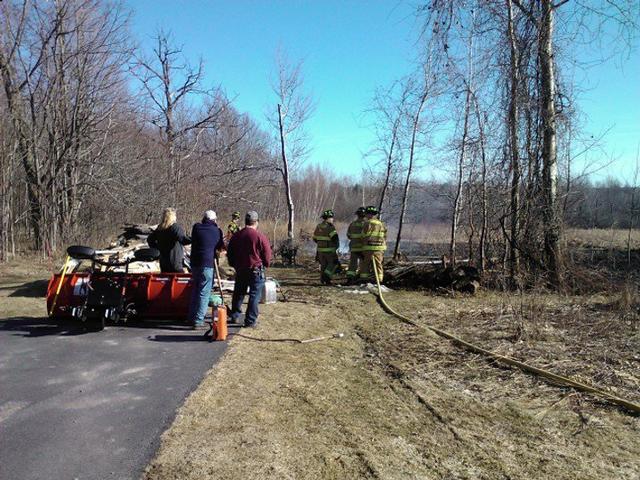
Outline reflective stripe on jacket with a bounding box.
[347,219,365,252]
[313,222,339,253]
[227,222,240,235]
[362,218,387,252]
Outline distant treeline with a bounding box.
[1,0,636,293]
[564,180,639,230]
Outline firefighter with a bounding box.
[360,205,387,283]
[225,211,241,243]
[313,209,340,285]
[346,207,366,283]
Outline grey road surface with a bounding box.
[0,317,233,480]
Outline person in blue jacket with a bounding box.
[188,210,224,328]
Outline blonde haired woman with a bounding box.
[148,208,191,272]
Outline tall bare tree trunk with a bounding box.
[507,0,521,285]
[627,157,640,268]
[450,86,472,265]
[278,103,295,242]
[378,116,400,216]
[466,172,476,262]
[539,0,563,286]
[393,91,427,261]
[450,23,475,265]
[473,100,488,271]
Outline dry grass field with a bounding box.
[143,263,639,480]
[2,229,639,479]
[565,228,640,249]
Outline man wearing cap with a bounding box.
[188,210,225,328]
[225,211,241,244]
[346,207,366,283]
[227,211,272,328]
[360,206,387,283]
[313,209,340,285]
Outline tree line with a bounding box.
[0,0,279,259]
[1,0,637,290]
[365,0,637,287]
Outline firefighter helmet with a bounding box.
[365,205,379,215]
[232,211,240,219]
[356,207,366,216]
[321,209,335,219]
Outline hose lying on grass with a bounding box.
[371,262,640,415]
[235,332,344,344]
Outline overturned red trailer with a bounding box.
[47,272,195,321]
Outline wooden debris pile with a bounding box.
[384,262,481,294]
[111,223,156,247]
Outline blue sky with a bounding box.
[127,0,639,182]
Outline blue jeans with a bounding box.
[188,266,213,325]
[231,267,265,326]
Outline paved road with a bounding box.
[0,317,234,480]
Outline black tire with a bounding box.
[86,317,105,332]
[67,245,95,260]
[134,247,160,262]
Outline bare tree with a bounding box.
[368,81,410,217]
[472,97,489,271]
[131,29,228,206]
[627,149,640,267]
[0,0,130,253]
[268,49,314,242]
[393,75,430,261]
[506,0,521,284]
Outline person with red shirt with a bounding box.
[227,210,272,328]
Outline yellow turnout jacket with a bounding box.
[313,221,339,253]
[362,218,387,252]
[347,219,365,252]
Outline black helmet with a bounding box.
[356,207,366,216]
[365,205,379,215]
[321,209,335,219]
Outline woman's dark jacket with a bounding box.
[147,223,191,272]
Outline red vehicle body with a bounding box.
[46,273,194,321]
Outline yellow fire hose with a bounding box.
[48,255,71,317]
[371,262,640,414]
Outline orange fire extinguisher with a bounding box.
[211,258,227,341]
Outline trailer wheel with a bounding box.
[134,247,160,262]
[85,317,105,332]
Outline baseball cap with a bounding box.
[245,210,259,223]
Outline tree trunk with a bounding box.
[507,0,521,286]
[539,0,563,286]
[393,91,427,261]
[278,104,295,242]
[378,116,400,217]
[466,175,476,262]
[473,100,488,271]
[450,86,472,265]
[450,25,475,266]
